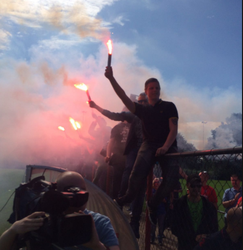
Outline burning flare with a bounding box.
[106,39,113,67]
[58,126,65,131]
[74,83,88,91]
[107,39,113,55]
[74,83,91,101]
[69,118,81,131]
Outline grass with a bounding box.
[0,168,25,235]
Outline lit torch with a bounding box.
[74,83,91,101]
[58,126,69,139]
[106,39,113,67]
[58,126,65,131]
[69,117,82,131]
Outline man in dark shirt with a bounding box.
[193,206,242,250]
[104,66,179,225]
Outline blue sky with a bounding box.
[0,0,242,167]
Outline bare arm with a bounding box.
[0,212,44,250]
[155,117,178,156]
[179,167,188,180]
[222,193,240,208]
[105,67,135,113]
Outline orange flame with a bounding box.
[74,83,88,91]
[58,126,65,131]
[76,121,81,129]
[107,39,112,55]
[69,117,77,130]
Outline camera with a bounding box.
[8,176,93,250]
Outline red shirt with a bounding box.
[201,185,218,204]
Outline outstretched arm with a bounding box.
[105,67,135,113]
[89,101,105,114]
[89,101,134,123]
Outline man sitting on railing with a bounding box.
[171,174,218,250]
[193,206,242,250]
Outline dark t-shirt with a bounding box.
[110,122,130,155]
[134,99,178,146]
[101,110,143,155]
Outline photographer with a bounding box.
[2,171,120,250]
[55,171,120,250]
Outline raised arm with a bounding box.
[105,67,135,113]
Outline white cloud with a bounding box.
[0,0,112,42]
[0,29,11,50]
[113,15,129,26]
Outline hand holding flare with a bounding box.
[106,39,113,67]
[74,83,91,101]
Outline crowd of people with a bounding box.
[1,66,242,250]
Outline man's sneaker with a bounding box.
[146,201,157,226]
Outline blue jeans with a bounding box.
[120,141,179,209]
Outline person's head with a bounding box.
[137,92,148,106]
[186,174,202,199]
[144,78,161,102]
[152,178,160,190]
[56,171,88,213]
[226,207,242,237]
[230,174,241,189]
[199,171,209,186]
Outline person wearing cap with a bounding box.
[171,174,218,250]
[199,171,218,209]
[193,207,242,250]
[0,171,120,250]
